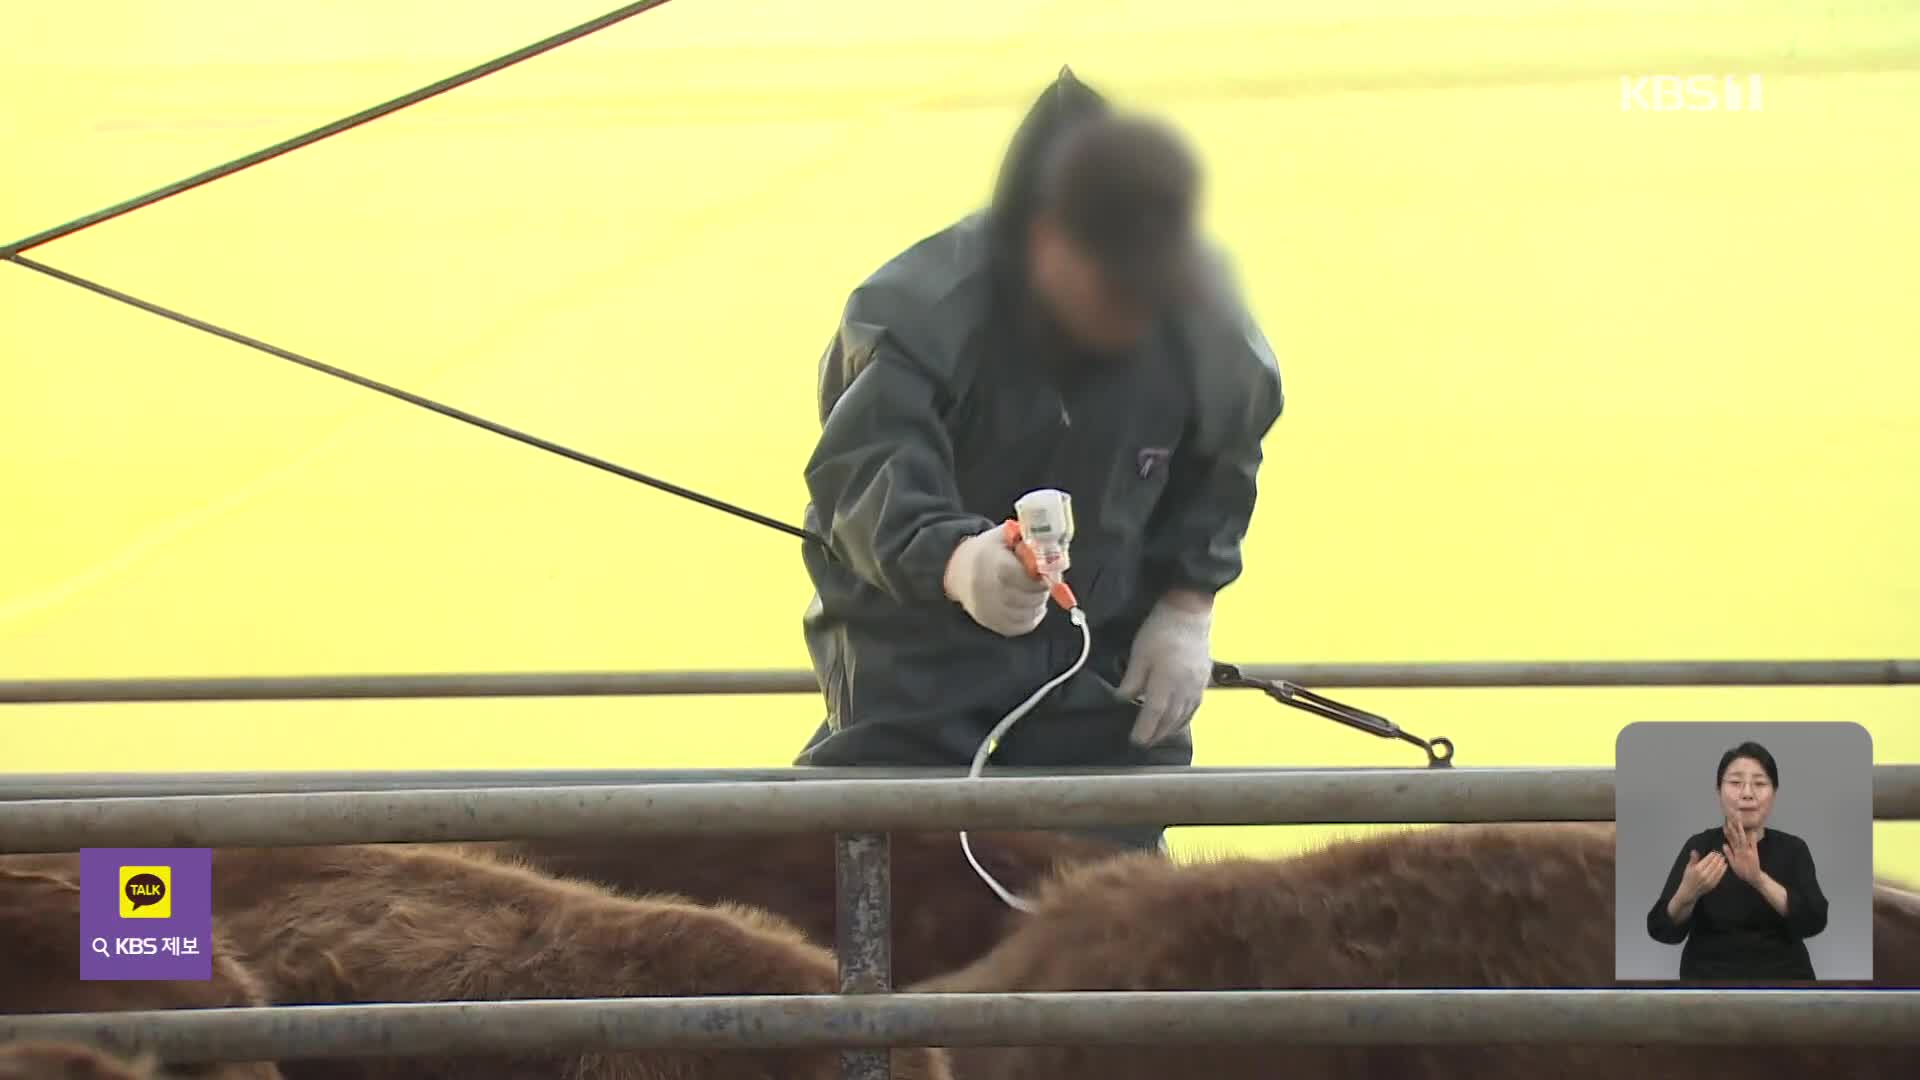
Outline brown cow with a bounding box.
[466,829,1129,986]
[208,843,951,1080]
[0,868,283,1080]
[921,823,1920,1080]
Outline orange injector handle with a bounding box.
[1004,519,1079,611]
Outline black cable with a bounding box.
[4,253,826,548]
[0,0,678,258]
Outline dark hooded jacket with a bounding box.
[794,69,1284,769]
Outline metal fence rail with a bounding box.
[7,765,1918,1074]
[3,991,1916,1061]
[4,766,1918,853]
[4,658,1915,703]
[9,767,1917,1074]
[0,764,1550,801]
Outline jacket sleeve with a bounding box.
[1143,291,1284,596]
[803,321,996,606]
[1781,837,1830,939]
[1646,839,1698,945]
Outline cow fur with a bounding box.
[464,829,1129,985]
[0,1042,237,1080]
[0,868,283,1080]
[920,823,1920,1079]
[0,1042,154,1080]
[207,843,951,1080]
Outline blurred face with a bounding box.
[1026,216,1156,356]
[1719,756,1775,830]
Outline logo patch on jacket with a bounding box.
[1137,447,1171,479]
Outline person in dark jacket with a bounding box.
[1646,741,1831,980]
[793,68,1284,849]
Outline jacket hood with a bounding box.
[987,66,1112,261]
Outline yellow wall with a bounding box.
[3,3,1917,875]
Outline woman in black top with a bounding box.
[1646,740,1829,979]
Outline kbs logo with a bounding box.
[118,865,171,918]
[82,848,212,980]
[1620,74,1764,113]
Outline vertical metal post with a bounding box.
[835,831,892,1080]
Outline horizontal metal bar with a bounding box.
[1,991,1914,1061]
[0,669,816,703]
[2,659,1913,704]
[0,765,1419,801]
[1241,659,1920,687]
[3,766,1917,851]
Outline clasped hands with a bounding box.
[1676,817,1767,902]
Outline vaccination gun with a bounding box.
[1004,487,1079,612]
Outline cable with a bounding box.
[3,253,826,549]
[961,606,1091,913]
[0,0,679,258]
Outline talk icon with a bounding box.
[119,865,172,919]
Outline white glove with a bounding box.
[942,523,1050,637]
[1117,598,1214,746]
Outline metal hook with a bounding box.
[1210,662,1455,768]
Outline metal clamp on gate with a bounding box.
[1210,662,1455,768]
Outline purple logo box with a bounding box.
[79,847,212,981]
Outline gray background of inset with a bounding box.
[1614,721,1873,980]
